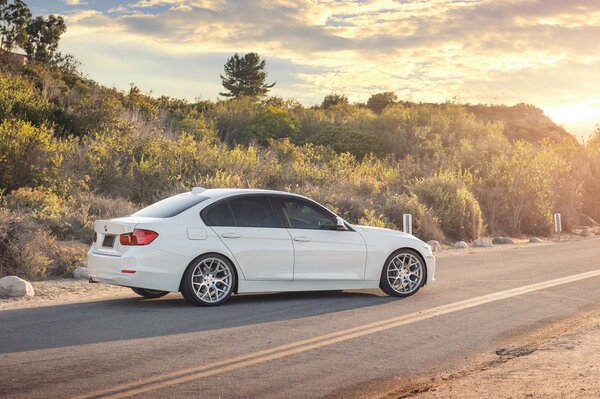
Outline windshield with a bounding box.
[132,195,209,218]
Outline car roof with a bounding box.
[191,188,305,199]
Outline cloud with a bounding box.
[56,0,600,133]
[64,0,88,5]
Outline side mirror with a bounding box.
[335,216,347,230]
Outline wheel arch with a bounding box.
[382,247,428,288]
[178,251,240,293]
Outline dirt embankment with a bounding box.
[374,308,600,399]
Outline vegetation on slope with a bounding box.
[0,54,598,278]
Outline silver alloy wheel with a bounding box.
[386,252,424,295]
[191,257,233,304]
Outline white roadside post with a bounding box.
[553,213,562,242]
[403,213,413,235]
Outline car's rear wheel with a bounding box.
[131,287,169,299]
[181,254,236,306]
[380,249,425,297]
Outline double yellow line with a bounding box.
[76,269,600,399]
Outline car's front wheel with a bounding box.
[131,287,169,299]
[380,249,425,297]
[181,254,236,306]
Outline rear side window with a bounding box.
[229,196,281,228]
[132,195,209,218]
[204,202,235,226]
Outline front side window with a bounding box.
[229,196,281,228]
[132,195,209,218]
[278,198,336,230]
[204,201,235,226]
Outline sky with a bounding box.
[25,0,600,139]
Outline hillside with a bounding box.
[466,103,575,143]
[1,60,600,280]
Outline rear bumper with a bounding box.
[86,246,185,292]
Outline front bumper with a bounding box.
[424,254,436,285]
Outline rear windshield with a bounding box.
[132,195,209,218]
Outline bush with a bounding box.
[0,73,52,125]
[0,209,85,279]
[309,125,385,158]
[249,105,299,144]
[4,187,88,241]
[413,172,483,240]
[382,193,445,241]
[0,119,72,192]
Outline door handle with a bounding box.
[221,232,241,239]
[293,236,311,242]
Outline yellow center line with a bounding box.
[75,269,600,399]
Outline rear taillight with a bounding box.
[120,229,159,246]
[93,232,97,242]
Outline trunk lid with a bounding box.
[92,217,159,256]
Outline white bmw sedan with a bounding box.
[87,188,436,306]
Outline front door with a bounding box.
[275,197,367,280]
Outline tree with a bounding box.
[25,14,66,63]
[0,0,31,52]
[321,93,348,109]
[220,52,275,98]
[366,91,397,114]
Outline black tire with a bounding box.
[379,248,426,298]
[181,253,236,306]
[131,287,169,299]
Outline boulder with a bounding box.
[427,240,441,252]
[492,237,514,245]
[454,241,468,249]
[0,276,34,298]
[72,267,89,279]
[581,228,594,237]
[473,238,493,248]
[529,237,544,243]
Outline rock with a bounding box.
[581,228,594,237]
[0,276,34,298]
[454,241,468,249]
[529,237,544,243]
[427,240,441,252]
[492,237,514,245]
[473,238,493,248]
[72,267,89,279]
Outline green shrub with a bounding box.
[309,125,385,158]
[382,193,445,241]
[0,73,52,125]
[0,119,71,192]
[249,105,299,144]
[413,171,483,240]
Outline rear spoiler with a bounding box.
[93,220,136,235]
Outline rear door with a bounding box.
[274,196,367,281]
[205,195,294,281]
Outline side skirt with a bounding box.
[237,280,380,294]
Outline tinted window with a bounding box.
[229,196,281,228]
[279,198,336,230]
[132,195,209,218]
[204,202,235,226]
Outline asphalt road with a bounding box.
[1,238,600,399]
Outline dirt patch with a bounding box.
[0,279,131,310]
[371,307,600,399]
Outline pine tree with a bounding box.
[220,52,275,98]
